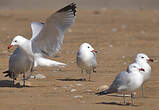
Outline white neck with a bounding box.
[18,39,33,56]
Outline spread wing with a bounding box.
[31,3,76,56]
[31,22,44,39]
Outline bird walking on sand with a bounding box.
[76,43,97,81]
[6,3,77,86]
[134,53,153,97]
[96,63,144,105]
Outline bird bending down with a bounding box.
[76,43,97,81]
[134,53,153,97]
[6,3,77,86]
[96,63,144,105]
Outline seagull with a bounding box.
[76,43,97,81]
[134,53,153,97]
[4,3,76,86]
[96,63,144,105]
[7,3,76,68]
[3,48,34,86]
[3,22,45,86]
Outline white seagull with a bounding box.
[8,3,76,68]
[6,3,77,86]
[76,43,97,81]
[96,63,144,105]
[134,53,153,97]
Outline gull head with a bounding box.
[128,63,145,73]
[80,43,97,54]
[8,35,26,49]
[135,53,153,63]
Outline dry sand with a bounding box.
[0,8,158,110]
[0,0,159,10]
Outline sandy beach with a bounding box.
[0,1,159,110]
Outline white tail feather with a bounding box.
[34,57,66,67]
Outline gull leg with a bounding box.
[12,73,15,87]
[131,92,135,106]
[88,74,91,81]
[81,69,85,80]
[24,65,34,80]
[23,73,25,87]
[141,83,144,98]
[31,64,34,73]
[13,79,15,87]
[123,93,126,105]
[86,70,91,81]
[88,71,92,82]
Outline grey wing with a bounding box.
[31,3,76,56]
[31,22,44,39]
[108,71,129,93]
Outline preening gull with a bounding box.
[76,43,97,81]
[96,63,144,105]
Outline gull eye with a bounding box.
[133,66,136,68]
[141,56,144,58]
[88,46,90,48]
[15,40,17,43]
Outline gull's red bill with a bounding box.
[148,58,153,62]
[139,68,145,72]
[8,44,13,49]
[92,50,97,53]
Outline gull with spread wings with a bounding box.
[5,3,77,86]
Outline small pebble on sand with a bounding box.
[75,84,82,86]
[96,85,109,91]
[71,89,77,92]
[73,95,83,98]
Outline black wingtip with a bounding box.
[95,91,104,96]
[4,73,10,77]
[57,2,77,16]
[3,70,9,74]
[95,92,101,95]
[3,72,17,80]
[95,90,109,96]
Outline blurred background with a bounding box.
[0,0,159,10]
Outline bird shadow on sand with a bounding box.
[0,80,16,87]
[0,80,43,88]
[96,102,139,107]
[56,78,87,82]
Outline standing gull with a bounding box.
[134,53,153,97]
[96,63,144,105]
[3,48,33,86]
[76,43,97,81]
[3,22,44,86]
[6,3,77,85]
